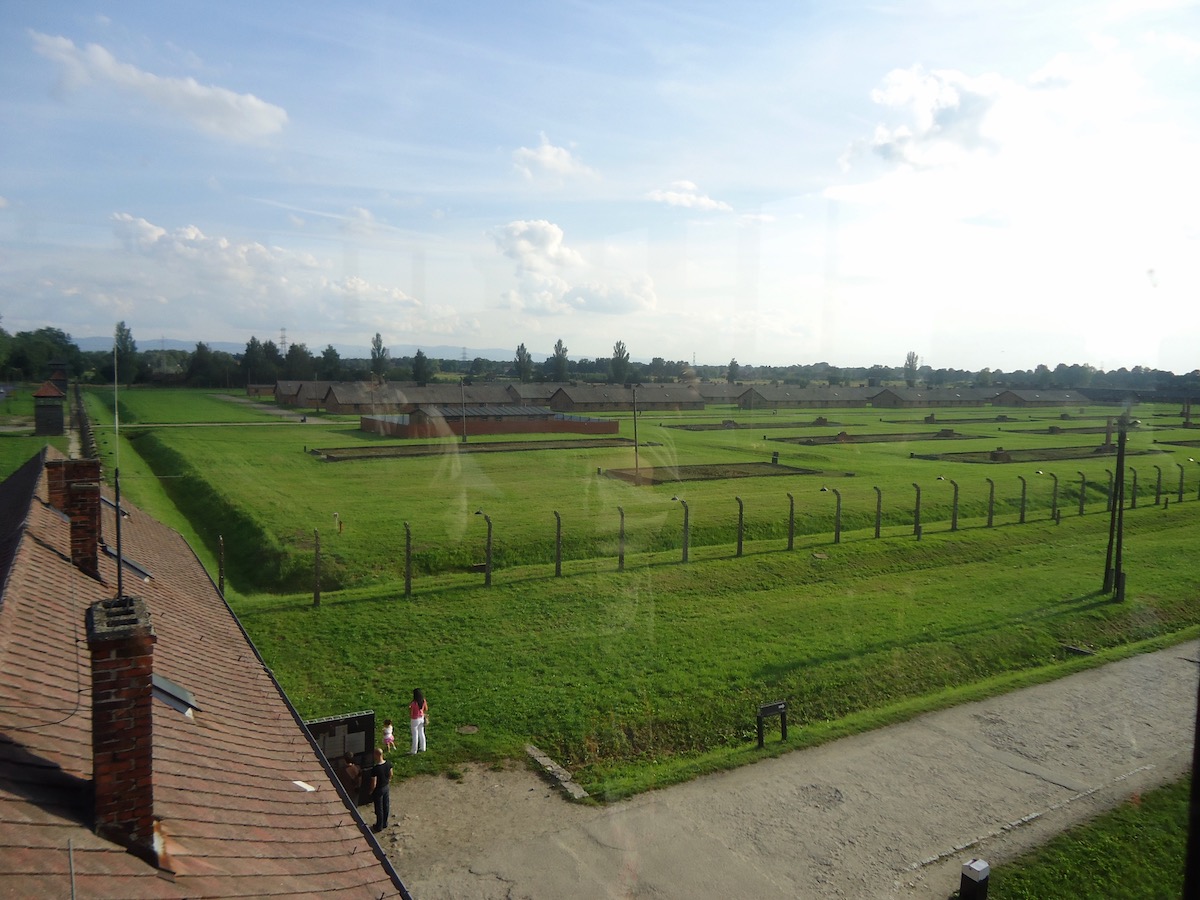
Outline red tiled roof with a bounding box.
[0,448,408,898]
[32,381,65,398]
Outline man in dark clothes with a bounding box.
[368,746,393,833]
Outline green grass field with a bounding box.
[45,386,1196,803]
[991,776,1190,899]
[77,387,1200,600]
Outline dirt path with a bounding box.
[378,642,1198,899]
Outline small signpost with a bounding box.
[757,700,788,749]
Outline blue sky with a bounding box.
[2,1,1197,372]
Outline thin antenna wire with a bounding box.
[113,343,120,470]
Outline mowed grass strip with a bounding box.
[232,504,1200,799]
[990,776,1190,899]
[89,386,289,424]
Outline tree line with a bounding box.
[0,320,1196,393]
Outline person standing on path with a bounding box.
[410,688,428,754]
[368,747,393,832]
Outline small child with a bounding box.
[383,719,396,751]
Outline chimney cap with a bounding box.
[87,596,154,643]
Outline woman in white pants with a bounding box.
[409,688,428,753]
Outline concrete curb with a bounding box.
[525,744,589,800]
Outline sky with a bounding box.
[1,1,1198,373]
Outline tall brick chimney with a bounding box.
[87,595,158,867]
[45,458,102,579]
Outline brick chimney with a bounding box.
[87,595,158,867]
[45,458,102,579]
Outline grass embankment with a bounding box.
[990,776,1190,899]
[233,503,1200,799]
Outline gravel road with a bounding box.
[379,641,1198,899]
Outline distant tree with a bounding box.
[975,367,992,387]
[903,351,919,388]
[284,342,316,380]
[242,336,262,382]
[8,327,83,379]
[514,343,533,382]
[113,321,138,386]
[413,349,431,384]
[370,333,390,378]
[186,342,215,386]
[1034,363,1052,389]
[865,364,891,386]
[257,339,284,383]
[549,339,569,382]
[726,358,740,383]
[610,340,631,384]
[318,344,342,380]
[827,366,843,386]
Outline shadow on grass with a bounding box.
[752,588,1119,682]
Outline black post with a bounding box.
[618,506,626,572]
[554,510,562,577]
[959,859,991,899]
[736,496,744,557]
[681,500,689,563]
[1153,464,1162,505]
[786,493,795,551]
[673,497,689,564]
[1017,475,1027,524]
[1049,472,1058,521]
[476,510,493,587]
[950,480,959,532]
[986,477,995,527]
[404,521,412,598]
[873,486,882,539]
[912,482,921,537]
[313,528,321,608]
[1077,471,1086,517]
[1178,463,1186,504]
[1114,430,1129,600]
[1104,420,1131,592]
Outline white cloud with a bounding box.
[1144,29,1200,58]
[866,65,1004,169]
[564,276,657,314]
[493,219,586,274]
[30,32,287,141]
[648,181,732,212]
[98,212,422,337]
[492,219,655,316]
[512,132,597,180]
